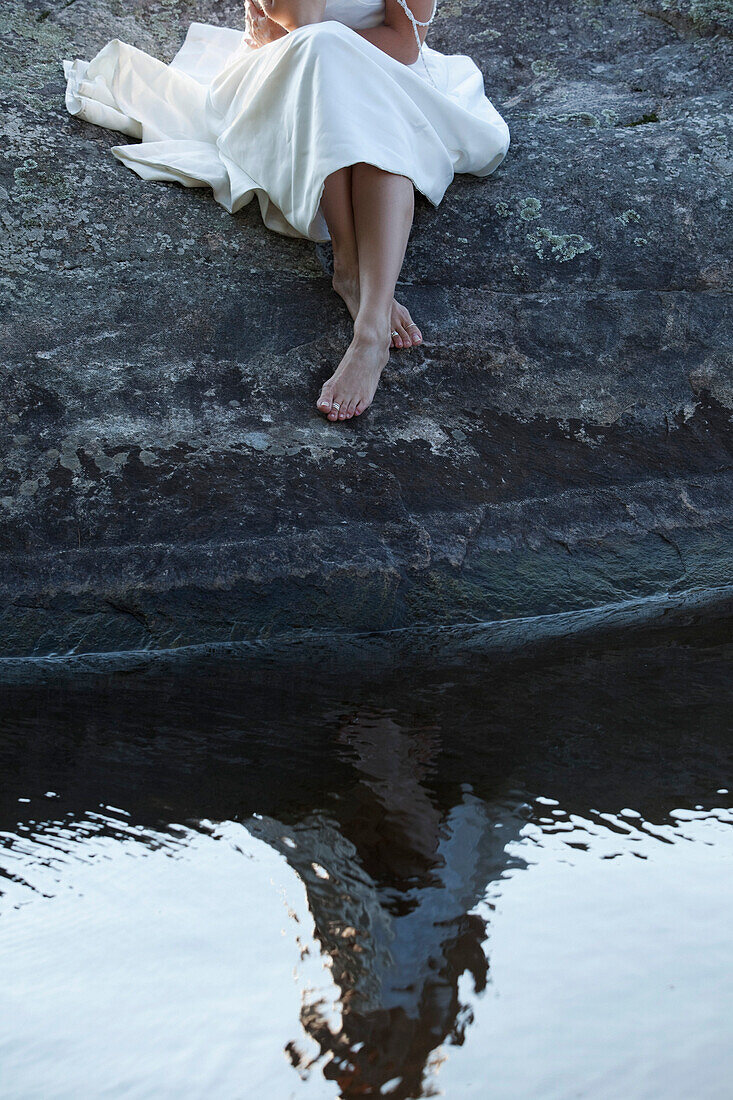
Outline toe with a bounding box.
[396,324,412,348]
[344,397,358,418]
[317,389,333,413]
[392,331,403,348]
[408,325,422,345]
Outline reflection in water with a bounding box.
[250,711,526,1096]
[0,617,732,1098]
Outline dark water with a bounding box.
[1,618,732,1099]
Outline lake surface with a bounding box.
[1,617,732,1099]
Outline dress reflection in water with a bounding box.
[248,709,526,1096]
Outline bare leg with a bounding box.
[320,167,423,350]
[317,163,415,421]
[319,165,360,318]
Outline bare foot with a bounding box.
[316,323,390,421]
[332,266,423,350]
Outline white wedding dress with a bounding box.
[62,0,510,242]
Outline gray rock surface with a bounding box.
[1,0,731,661]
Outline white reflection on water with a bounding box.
[1,797,732,1098]
[433,801,733,1100]
[0,814,341,1100]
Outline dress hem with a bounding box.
[61,16,511,243]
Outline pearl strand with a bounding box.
[392,0,438,88]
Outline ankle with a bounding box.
[332,255,359,284]
[355,300,390,327]
[354,314,390,344]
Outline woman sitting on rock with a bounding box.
[63,0,509,421]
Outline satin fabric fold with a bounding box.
[62,13,509,242]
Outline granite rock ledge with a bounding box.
[0,0,731,661]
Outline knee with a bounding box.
[289,19,350,51]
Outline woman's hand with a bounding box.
[243,0,288,49]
